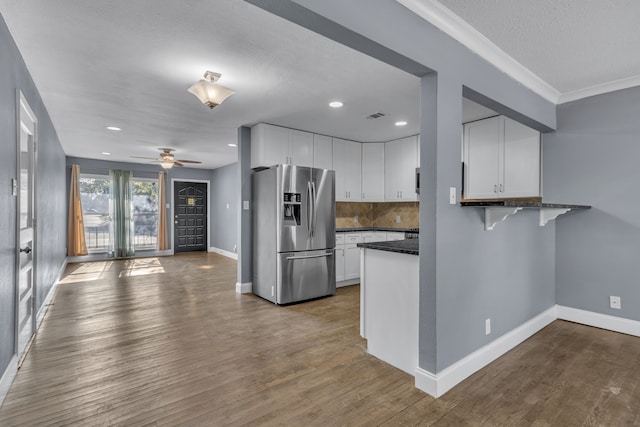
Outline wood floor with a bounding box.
[1,253,639,426]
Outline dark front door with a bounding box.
[174,181,207,253]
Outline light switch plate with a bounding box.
[243,200,249,210]
[449,187,456,204]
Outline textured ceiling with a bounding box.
[0,0,425,169]
[436,0,640,94]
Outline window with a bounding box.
[80,175,159,253]
[132,179,159,250]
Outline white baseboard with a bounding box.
[236,282,252,294]
[0,355,18,408]
[415,306,557,398]
[67,249,173,263]
[557,305,640,337]
[36,281,59,329]
[337,278,359,288]
[208,247,238,260]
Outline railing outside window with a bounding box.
[80,175,159,253]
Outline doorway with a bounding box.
[16,91,37,365]
[173,181,208,253]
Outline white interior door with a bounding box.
[16,92,37,363]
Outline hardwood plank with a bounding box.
[1,253,639,425]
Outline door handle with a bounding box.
[20,246,32,254]
[286,252,333,260]
[311,181,317,238]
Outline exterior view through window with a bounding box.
[80,175,159,252]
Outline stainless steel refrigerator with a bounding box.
[252,165,336,304]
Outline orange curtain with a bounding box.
[67,164,88,256]
[158,171,169,250]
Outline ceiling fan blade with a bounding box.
[173,161,184,167]
[131,156,159,160]
[175,159,202,164]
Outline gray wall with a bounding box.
[256,0,558,372]
[66,157,214,249]
[1,15,67,377]
[210,162,238,253]
[544,86,640,321]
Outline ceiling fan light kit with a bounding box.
[188,71,235,109]
[131,148,202,169]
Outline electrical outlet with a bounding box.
[610,296,621,309]
[233,244,237,253]
[354,215,359,223]
[226,203,230,209]
[243,200,249,210]
[485,318,491,335]
[396,215,401,223]
[449,187,456,204]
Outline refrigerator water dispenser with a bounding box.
[283,192,301,226]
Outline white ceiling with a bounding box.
[0,0,423,169]
[436,0,640,94]
[2,1,637,169]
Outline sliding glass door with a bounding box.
[79,174,159,253]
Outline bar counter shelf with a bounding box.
[460,200,591,231]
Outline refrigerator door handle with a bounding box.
[286,252,333,260]
[311,181,317,238]
[307,181,313,238]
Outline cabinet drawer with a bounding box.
[345,234,362,244]
[336,234,345,245]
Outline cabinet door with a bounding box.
[335,246,345,282]
[289,130,314,167]
[313,134,333,170]
[361,143,385,201]
[384,139,401,200]
[344,243,360,280]
[501,117,540,198]
[398,136,418,201]
[251,123,289,168]
[463,117,501,199]
[344,141,362,201]
[333,139,347,201]
[386,232,405,241]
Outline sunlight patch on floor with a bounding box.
[59,261,114,284]
[119,257,166,278]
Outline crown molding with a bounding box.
[397,0,562,103]
[558,74,640,104]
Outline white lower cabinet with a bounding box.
[336,231,406,286]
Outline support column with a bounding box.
[236,126,252,293]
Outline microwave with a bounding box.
[415,167,420,194]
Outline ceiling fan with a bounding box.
[132,148,202,169]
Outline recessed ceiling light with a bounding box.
[228,143,237,147]
[395,121,408,126]
[106,126,122,131]
[101,152,111,155]
[329,101,343,108]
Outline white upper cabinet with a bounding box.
[251,123,313,169]
[361,143,385,202]
[384,136,418,201]
[313,134,333,170]
[333,138,361,201]
[463,116,540,199]
[501,117,541,198]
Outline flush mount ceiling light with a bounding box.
[106,126,122,131]
[228,143,237,147]
[395,121,408,126]
[329,101,343,108]
[187,71,235,109]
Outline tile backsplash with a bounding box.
[336,202,419,229]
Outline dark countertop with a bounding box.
[337,227,419,233]
[357,239,419,255]
[460,201,591,209]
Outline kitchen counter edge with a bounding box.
[357,239,419,255]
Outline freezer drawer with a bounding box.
[276,249,336,304]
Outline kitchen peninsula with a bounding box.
[357,239,419,375]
